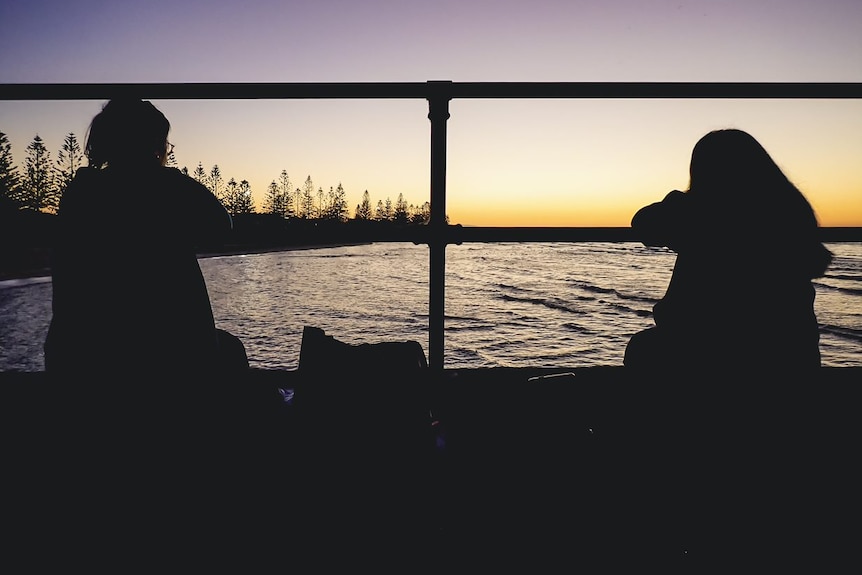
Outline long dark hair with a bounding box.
[688,128,831,276]
[691,129,787,191]
[85,99,170,169]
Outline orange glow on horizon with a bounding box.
[447,204,639,228]
[447,182,862,228]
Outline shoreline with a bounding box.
[197,241,369,259]
[0,242,371,283]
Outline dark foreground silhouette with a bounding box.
[2,116,857,568]
[3,352,859,569]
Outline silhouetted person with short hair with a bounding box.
[624,128,832,374]
[44,98,248,380]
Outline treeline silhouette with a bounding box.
[0,130,444,279]
[0,131,433,220]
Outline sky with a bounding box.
[1,0,860,226]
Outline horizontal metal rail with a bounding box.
[3,81,860,370]
[450,226,862,244]
[3,81,862,100]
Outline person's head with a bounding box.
[687,128,793,202]
[85,99,171,169]
[687,128,824,242]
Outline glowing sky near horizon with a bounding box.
[1,0,860,226]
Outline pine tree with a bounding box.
[323,186,335,219]
[0,131,21,210]
[393,192,410,224]
[355,189,372,220]
[223,177,239,215]
[20,135,57,213]
[301,176,315,219]
[54,132,82,199]
[192,162,208,186]
[328,182,349,222]
[316,187,325,219]
[374,199,386,221]
[220,177,255,215]
[279,170,293,218]
[263,180,284,216]
[209,165,224,201]
[236,180,255,214]
[383,197,394,221]
[410,201,431,224]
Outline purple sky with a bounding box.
[3,0,860,83]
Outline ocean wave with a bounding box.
[560,321,593,334]
[823,273,862,282]
[499,293,590,315]
[0,277,52,291]
[441,322,498,333]
[815,282,862,296]
[494,282,532,293]
[602,302,653,318]
[567,278,659,304]
[819,324,862,343]
[567,279,617,295]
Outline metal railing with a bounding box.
[3,81,861,370]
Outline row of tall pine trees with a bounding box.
[0,131,432,225]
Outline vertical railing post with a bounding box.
[426,81,451,372]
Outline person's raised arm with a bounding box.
[631,190,693,252]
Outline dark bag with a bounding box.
[293,326,439,532]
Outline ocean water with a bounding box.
[1,242,860,371]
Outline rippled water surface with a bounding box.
[2,242,860,371]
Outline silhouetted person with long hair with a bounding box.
[44,98,248,380]
[38,99,257,555]
[624,128,832,374]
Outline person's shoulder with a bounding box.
[157,167,213,194]
[161,166,214,192]
[69,166,100,184]
[159,166,200,184]
[74,166,97,176]
[60,167,100,204]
